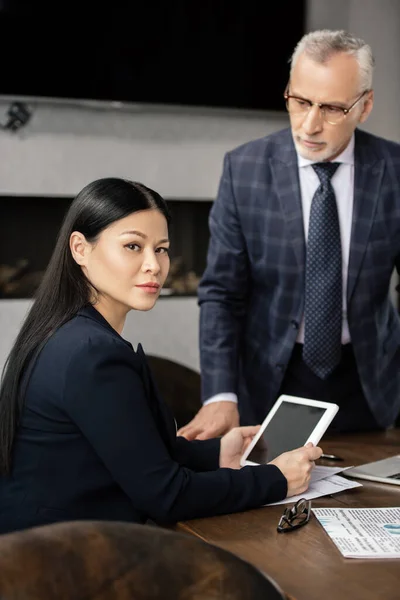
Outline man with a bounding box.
[178,29,400,440]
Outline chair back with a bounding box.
[0,520,290,599]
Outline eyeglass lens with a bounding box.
[285,97,345,124]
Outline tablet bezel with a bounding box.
[240,394,339,467]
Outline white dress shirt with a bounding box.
[204,135,355,406]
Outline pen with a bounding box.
[320,453,344,462]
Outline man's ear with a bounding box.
[70,231,91,266]
[359,89,374,124]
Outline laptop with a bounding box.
[345,455,400,486]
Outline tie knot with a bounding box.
[312,162,340,184]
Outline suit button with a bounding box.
[291,320,299,329]
[276,364,285,371]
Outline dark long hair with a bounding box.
[0,178,171,473]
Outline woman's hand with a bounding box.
[269,442,323,497]
[219,425,261,469]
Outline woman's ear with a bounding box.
[70,231,90,266]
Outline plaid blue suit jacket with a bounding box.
[198,127,400,428]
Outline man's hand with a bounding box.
[219,425,261,469]
[177,402,239,440]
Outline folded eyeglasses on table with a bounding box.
[277,498,312,533]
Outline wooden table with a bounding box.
[176,430,400,600]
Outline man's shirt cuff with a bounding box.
[203,393,238,405]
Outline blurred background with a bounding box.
[0,0,399,378]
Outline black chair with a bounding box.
[0,520,289,599]
[147,354,202,430]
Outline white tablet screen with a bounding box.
[246,400,327,464]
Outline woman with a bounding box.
[0,178,321,533]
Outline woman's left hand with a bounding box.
[219,425,261,469]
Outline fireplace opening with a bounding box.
[0,196,212,299]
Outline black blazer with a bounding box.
[0,306,286,534]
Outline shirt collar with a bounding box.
[297,134,355,168]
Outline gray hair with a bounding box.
[290,30,375,91]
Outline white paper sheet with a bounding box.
[266,471,362,506]
[312,507,400,558]
[310,465,353,483]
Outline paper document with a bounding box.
[310,465,353,483]
[312,507,400,558]
[266,466,362,506]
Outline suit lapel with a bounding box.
[135,343,152,397]
[347,131,384,304]
[270,131,306,272]
[76,308,177,446]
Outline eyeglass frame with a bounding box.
[277,498,312,533]
[283,86,370,125]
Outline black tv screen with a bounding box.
[0,1,306,111]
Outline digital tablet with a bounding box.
[240,395,339,467]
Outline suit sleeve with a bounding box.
[64,338,287,524]
[173,436,221,471]
[197,152,250,401]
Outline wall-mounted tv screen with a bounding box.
[0,1,306,111]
